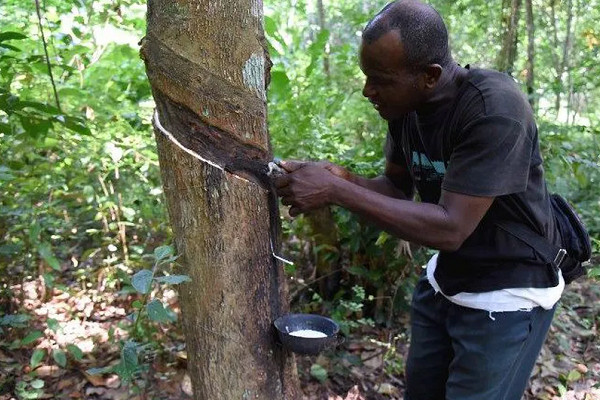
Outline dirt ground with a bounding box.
[0,277,598,399]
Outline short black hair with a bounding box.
[363,0,452,69]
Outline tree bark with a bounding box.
[550,0,574,114]
[141,1,300,399]
[525,0,535,109]
[496,0,522,74]
[316,0,330,78]
[306,208,340,300]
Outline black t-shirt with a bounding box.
[385,67,560,295]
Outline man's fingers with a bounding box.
[279,160,305,173]
[272,174,291,189]
[276,187,292,197]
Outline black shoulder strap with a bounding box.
[496,220,567,267]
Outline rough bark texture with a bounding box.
[141,1,300,399]
[496,0,522,74]
[525,0,535,109]
[316,0,330,78]
[551,0,574,113]
[306,208,340,300]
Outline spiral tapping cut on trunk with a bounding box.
[153,109,293,266]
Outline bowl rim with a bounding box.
[273,313,340,337]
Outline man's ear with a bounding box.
[422,64,443,89]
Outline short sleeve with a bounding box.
[442,115,533,197]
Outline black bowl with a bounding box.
[273,313,341,355]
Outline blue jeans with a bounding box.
[405,275,556,400]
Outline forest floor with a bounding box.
[0,276,598,399]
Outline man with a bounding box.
[273,1,564,399]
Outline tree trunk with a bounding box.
[525,0,535,109]
[496,0,522,74]
[141,1,300,399]
[306,207,340,300]
[316,0,330,78]
[550,0,574,114]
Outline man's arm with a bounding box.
[279,160,414,200]
[274,163,493,252]
[347,161,414,200]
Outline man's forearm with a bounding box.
[347,174,411,200]
[330,176,460,251]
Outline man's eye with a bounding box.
[371,77,390,85]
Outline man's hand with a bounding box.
[279,160,354,182]
[273,160,345,217]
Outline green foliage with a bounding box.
[310,363,328,383]
[0,2,598,397]
[87,245,188,387]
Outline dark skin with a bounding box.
[273,30,494,252]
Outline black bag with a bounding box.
[497,194,591,284]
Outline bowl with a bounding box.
[273,313,342,355]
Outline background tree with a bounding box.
[496,0,523,73]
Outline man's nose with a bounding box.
[362,82,375,99]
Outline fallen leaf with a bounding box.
[181,373,193,396]
[545,385,557,395]
[576,364,588,374]
[344,385,365,400]
[85,387,106,396]
[57,377,78,390]
[0,350,14,363]
[376,383,398,395]
[34,365,62,378]
[83,371,110,386]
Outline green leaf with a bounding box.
[154,275,191,285]
[21,330,43,345]
[308,29,330,58]
[0,314,30,327]
[153,245,173,261]
[557,383,567,396]
[0,32,28,42]
[38,242,61,271]
[66,344,83,361]
[87,366,113,375]
[30,349,45,368]
[146,299,176,323]
[131,300,143,309]
[58,115,91,135]
[19,114,53,138]
[53,349,67,368]
[29,222,42,244]
[18,101,60,115]
[567,369,581,382]
[0,121,12,134]
[42,273,55,288]
[47,318,60,333]
[310,363,328,383]
[347,265,368,277]
[112,341,140,382]
[375,231,390,246]
[30,379,44,389]
[269,70,291,100]
[131,269,153,294]
[0,43,21,52]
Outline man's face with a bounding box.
[359,31,425,120]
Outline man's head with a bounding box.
[360,0,452,119]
